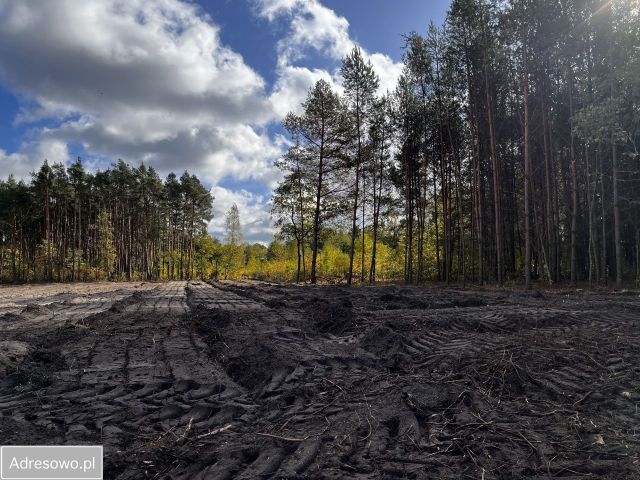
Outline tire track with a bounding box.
[2,281,640,478]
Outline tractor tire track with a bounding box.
[1,281,639,479]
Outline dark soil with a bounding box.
[1,280,640,479]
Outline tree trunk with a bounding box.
[361,170,366,283]
[636,226,640,290]
[485,68,503,285]
[370,132,385,283]
[311,132,325,285]
[598,143,607,284]
[348,99,363,286]
[569,71,578,285]
[523,64,532,289]
[611,90,622,289]
[433,167,441,281]
[542,95,555,283]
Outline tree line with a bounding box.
[2,0,638,287]
[0,159,213,282]
[273,0,640,288]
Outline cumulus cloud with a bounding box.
[1,1,268,120]
[267,0,352,66]
[42,120,284,185]
[208,186,275,245]
[0,139,69,179]
[0,0,280,182]
[269,65,337,119]
[257,0,403,108]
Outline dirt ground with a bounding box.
[1,281,639,479]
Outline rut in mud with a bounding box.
[1,281,639,479]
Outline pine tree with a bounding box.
[341,46,379,284]
[282,80,351,284]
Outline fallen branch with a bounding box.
[196,423,233,439]
[572,390,593,406]
[179,417,193,440]
[251,432,311,442]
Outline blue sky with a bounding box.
[0,0,449,242]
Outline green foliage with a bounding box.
[0,159,213,283]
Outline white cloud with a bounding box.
[269,65,338,118]
[368,53,404,95]
[209,186,275,245]
[273,0,352,66]
[0,139,69,179]
[1,1,268,119]
[257,0,403,103]
[0,0,280,182]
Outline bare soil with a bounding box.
[1,281,639,479]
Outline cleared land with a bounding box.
[1,281,639,479]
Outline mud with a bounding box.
[1,281,639,479]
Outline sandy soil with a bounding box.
[1,281,639,479]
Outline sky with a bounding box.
[0,0,450,243]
